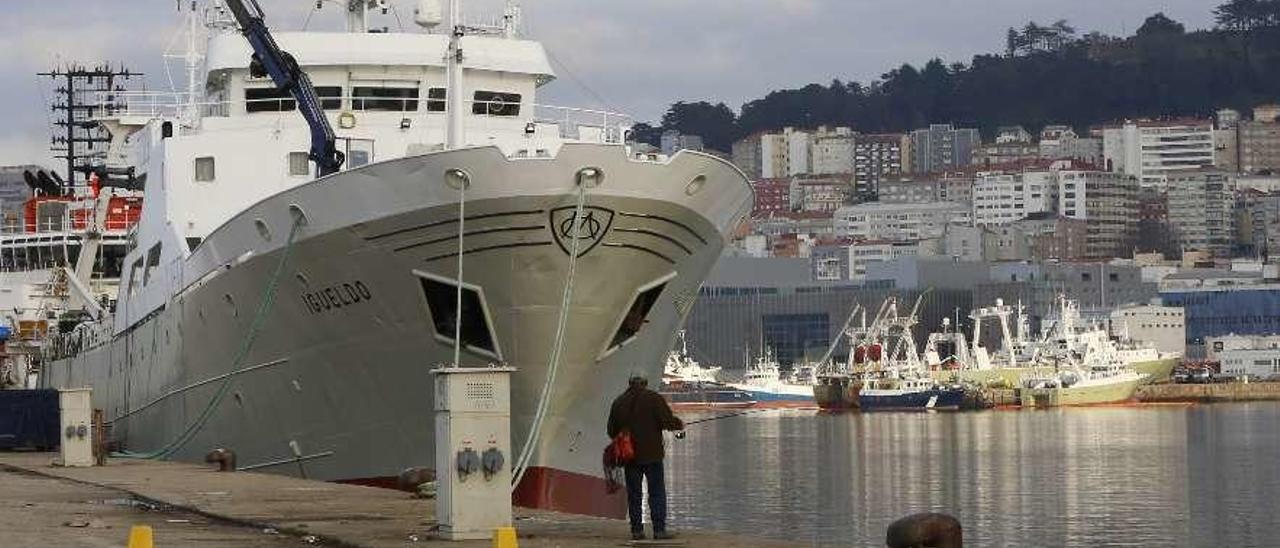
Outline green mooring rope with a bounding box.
[115,218,302,460]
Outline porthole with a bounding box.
[576,167,604,188]
[444,168,471,190]
[288,204,309,227]
[685,174,707,196]
[255,219,272,242]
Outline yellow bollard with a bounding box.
[493,526,518,548]
[127,525,154,548]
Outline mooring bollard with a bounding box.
[204,448,237,472]
[885,512,962,548]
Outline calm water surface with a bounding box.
[666,403,1280,547]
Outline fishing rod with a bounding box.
[672,408,792,439]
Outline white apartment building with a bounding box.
[1167,170,1236,258]
[760,132,789,179]
[849,240,927,281]
[1110,304,1185,355]
[1058,170,1139,259]
[833,201,971,242]
[1102,120,1215,189]
[786,128,812,176]
[811,128,856,175]
[972,170,1057,226]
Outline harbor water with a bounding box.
[667,403,1280,547]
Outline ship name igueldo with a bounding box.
[301,281,373,315]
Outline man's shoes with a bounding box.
[631,531,646,541]
[653,530,677,540]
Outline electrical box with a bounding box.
[55,388,93,467]
[433,367,515,540]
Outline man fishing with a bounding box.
[607,374,685,541]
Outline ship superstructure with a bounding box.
[38,0,752,517]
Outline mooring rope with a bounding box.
[511,181,589,489]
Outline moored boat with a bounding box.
[859,375,968,412]
[35,0,752,519]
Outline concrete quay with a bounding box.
[0,452,801,547]
[1137,381,1280,403]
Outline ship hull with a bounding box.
[813,375,861,410]
[935,360,1178,388]
[1132,357,1179,384]
[727,384,815,407]
[859,387,967,412]
[40,144,751,518]
[1016,376,1144,407]
[661,381,757,409]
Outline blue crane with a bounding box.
[224,0,344,176]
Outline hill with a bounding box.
[633,1,1280,152]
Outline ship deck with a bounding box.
[0,452,801,547]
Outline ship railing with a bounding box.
[0,218,136,237]
[92,92,635,145]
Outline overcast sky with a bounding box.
[0,0,1215,167]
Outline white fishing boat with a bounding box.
[728,348,814,405]
[36,0,751,517]
[663,330,720,383]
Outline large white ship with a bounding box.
[36,0,751,517]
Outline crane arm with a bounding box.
[225,0,344,176]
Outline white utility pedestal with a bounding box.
[55,388,93,467]
[433,367,515,540]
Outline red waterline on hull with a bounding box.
[512,466,627,518]
[338,466,626,519]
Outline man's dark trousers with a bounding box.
[623,461,667,535]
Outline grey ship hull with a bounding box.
[42,144,751,516]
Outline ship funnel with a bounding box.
[414,0,443,29]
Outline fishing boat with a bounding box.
[858,374,968,411]
[36,0,752,518]
[1016,297,1147,407]
[663,330,720,383]
[727,348,814,406]
[659,379,756,410]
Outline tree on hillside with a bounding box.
[628,122,662,147]
[659,102,738,152]
[1136,12,1186,37]
[1215,0,1280,31]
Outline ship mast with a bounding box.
[444,0,465,149]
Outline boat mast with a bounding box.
[346,0,369,33]
[444,0,465,149]
[183,1,204,125]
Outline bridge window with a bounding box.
[472,91,521,117]
[194,157,216,182]
[427,88,446,112]
[317,86,342,110]
[353,86,419,112]
[246,87,295,112]
[246,86,341,112]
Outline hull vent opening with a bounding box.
[419,277,498,356]
[609,282,668,351]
